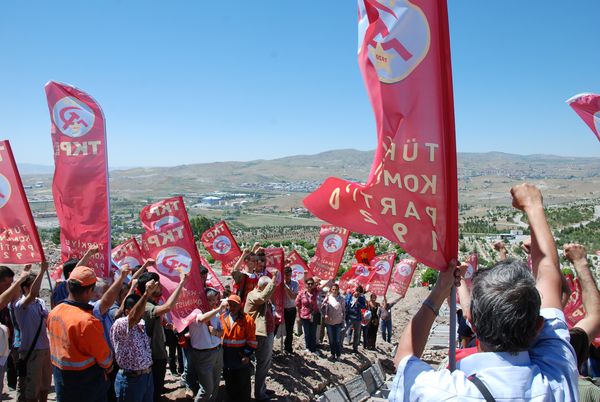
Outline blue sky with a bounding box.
[0,1,599,167]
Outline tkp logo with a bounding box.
[396,262,413,277]
[465,264,475,280]
[374,261,390,275]
[213,235,232,255]
[323,234,343,253]
[366,0,430,83]
[355,264,370,277]
[0,174,11,209]
[157,247,191,277]
[118,256,141,269]
[52,96,95,138]
[291,264,305,282]
[153,216,180,231]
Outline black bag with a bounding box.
[17,314,43,377]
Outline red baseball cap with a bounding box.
[69,266,97,287]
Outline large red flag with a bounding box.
[287,250,313,291]
[308,225,350,280]
[141,221,208,332]
[200,221,242,276]
[366,252,396,296]
[567,93,600,142]
[303,0,458,271]
[339,264,373,293]
[111,238,144,269]
[0,140,45,264]
[264,248,285,324]
[45,81,110,277]
[389,259,417,298]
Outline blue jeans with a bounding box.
[115,370,154,402]
[380,319,392,342]
[301,318,318,352]
[325,324,343,357]
[53,365,109,402]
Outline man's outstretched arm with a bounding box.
[394,261,460,367]
[511,183,562,310]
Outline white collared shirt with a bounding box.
[389,308,579,401]
[189,314,222,350]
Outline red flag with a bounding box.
[563,277,600,346]
[140,197,191,232]
[0,140,45,264]
[264,248,285,324]
[303,0,458,271]
[50,264,64,282]
[366,252,396,296]
[200,221,242,276]
[355,245,376,264]
[111,238,144,269]
[339,263,373,293]
[140,221,208,332]
[45,81,110,277]
[390,259,417,298]
[198,254,225,293]
[308,225,350,280]
[567,93,600,142]
[287,250,313,291]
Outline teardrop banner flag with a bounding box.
[45,81,110,277]
[339,263,373,293]
[389,258,417,298]
[366,252,396,296]
[566,93,600,142]
[0,140,45,264]
[200,221,242,276]
[287,250,312,291]
[265,248,285,323]
[308,224,350,280]
[141,220,208,332]
[198,254,225,293]
[303,0,458,271]
[111,238,144,269]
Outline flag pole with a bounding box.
[449,285,457,371]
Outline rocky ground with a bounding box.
[2,278,446,401]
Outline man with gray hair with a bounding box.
[244,271,279,401]
[389,183,579,401]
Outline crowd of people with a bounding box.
[0,183,599,401]
[0,242,395,402]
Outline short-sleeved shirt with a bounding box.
[13,297,49,351]
[189,314,222,350]
[389,308,579,401]
[51,282,68,307]
[92,301,116,352]
[110,317,152,371]
[143,302,167,360]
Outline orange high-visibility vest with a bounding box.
[220,311,257,349]
[47,302,113,371]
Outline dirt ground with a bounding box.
[3,284,445,402]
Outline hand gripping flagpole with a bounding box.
[449,285,457,371]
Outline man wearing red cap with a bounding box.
[47,266,113,402]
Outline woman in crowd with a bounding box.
[321,283,345,361]
[296,277,320,355]
[366,294,380,350]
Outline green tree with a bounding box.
[51,228,61,245]
[420,267,439,286]
[189,215,214,241]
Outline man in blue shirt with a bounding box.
[390,183,578,401]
